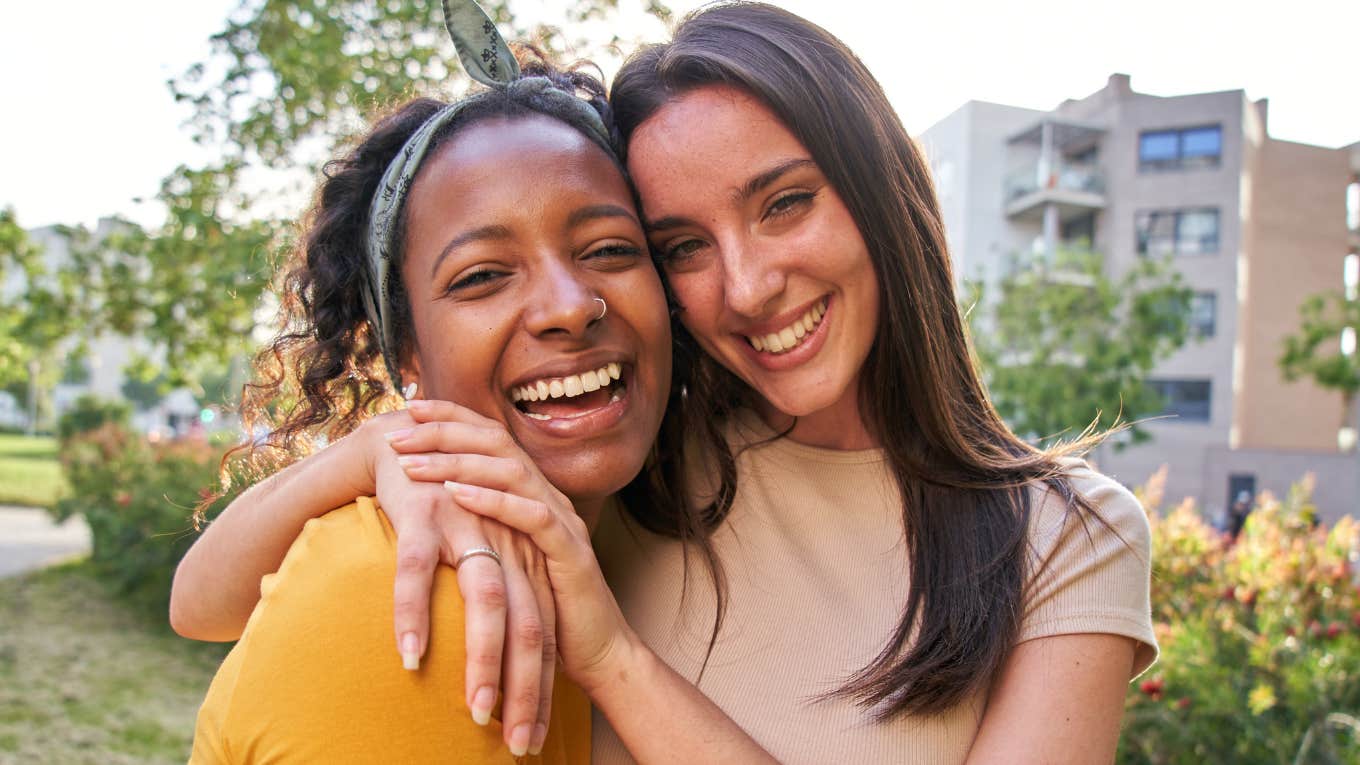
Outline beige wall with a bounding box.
[1237,139,1352,450]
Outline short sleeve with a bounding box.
[1019,465,1158,679]
[188,498,590,764]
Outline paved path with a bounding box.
[0,505,90,578]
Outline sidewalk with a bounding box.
[0,505,91,578]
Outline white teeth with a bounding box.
[514,364,622,408]
[746,299,827,355]
[524,411,551,421]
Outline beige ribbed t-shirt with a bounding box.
[590,418,1156,764]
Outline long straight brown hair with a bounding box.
[612,1,1102,718]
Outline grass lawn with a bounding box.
[0,434,67,508]
[0,561,229,764]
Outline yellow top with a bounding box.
[190,497,590,764]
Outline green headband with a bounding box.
[363,0,615,389]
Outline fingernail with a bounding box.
[444,480,474,499]
[396,454,429,470]
[384,428,413,444]
[529,723,548,755]
[471,686,496,726]
[400,632,420,671]
[406,399,431,411]
[509,723,531,757]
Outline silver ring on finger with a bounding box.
[454,546,502,570]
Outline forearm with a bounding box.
[588,641,777,765]
[170,430,376,641]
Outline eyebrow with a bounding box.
[566,203,640,229]
[429,224,512,279]
[644,157,817,232]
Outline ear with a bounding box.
[400,352,422,400]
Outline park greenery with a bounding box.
[1280,289,1360,451]
[968,248,1193,447]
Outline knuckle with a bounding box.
[396,551,435,575]
[470,578,508,611]
[513,617,544,647]
[468,649,501,670]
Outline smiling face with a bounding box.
[627,86,879,446]
[399,115,671,503]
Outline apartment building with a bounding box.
[921,74,1360,523]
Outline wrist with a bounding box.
[577,626,651,701]
[340,419,383,497]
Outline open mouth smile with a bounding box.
[510,363,625,422]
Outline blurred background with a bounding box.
[1,1,1357,763]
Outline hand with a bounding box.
[357,408,557,757]
[387,411,639,695]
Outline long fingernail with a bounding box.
[406,399,431,412]
[471,686,496,726]
[444,480,474,500]
[509,723,531,757]
[400,632,420,671]
[529,723,548,755]
[384,428,413,444]
[396,454,429,470]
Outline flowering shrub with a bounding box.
[1119,469,1360,764]
[51,421,235,614]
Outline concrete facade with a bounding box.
[921,75,1359,520]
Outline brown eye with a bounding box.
[765,191,815,220]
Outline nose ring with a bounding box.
[593,297,607,321]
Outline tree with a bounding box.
[1279,290,1360,452]
[969,248,1193,447]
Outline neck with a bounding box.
[755,392,879,451]
[571,495,608,533]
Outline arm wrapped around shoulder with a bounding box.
[1019,465,1158,679]
[190,497,590,764]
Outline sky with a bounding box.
[3,0,1356,230]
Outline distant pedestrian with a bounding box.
[1228,490,1253,538]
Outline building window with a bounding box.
[1139,125,1222,171]
[1147,378,1212,422]
[1136,208,1220,256]
[1189,292,1216,338]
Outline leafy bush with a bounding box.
[56,394,131,441]
[1120,469,1360,764]
[52,421,234,614]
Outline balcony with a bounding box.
[1004,118,1107,223]
[1004,160,1106,221]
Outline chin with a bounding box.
[537,449,644,505]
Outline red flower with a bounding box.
[1176,697,1191,710]
[1139,678,1165,700]
[1326,622,1342,639]
[114,491,132,507]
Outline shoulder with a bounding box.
[1021,460,1158,676]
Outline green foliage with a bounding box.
[56,395,131,442]
[1280,291,1360,440]
[1119,469,1360,764]
[969,249,1192,446]
[52,419,235,614]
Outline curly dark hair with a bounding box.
[212,49,628,500]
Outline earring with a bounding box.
[402,382,418,400]
[593,297,607,321]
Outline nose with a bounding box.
[718,234,785,318]
[522,257,598,337]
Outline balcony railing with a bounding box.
[1005,160,1105,203]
